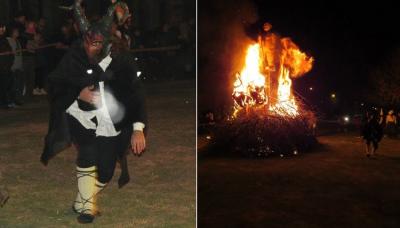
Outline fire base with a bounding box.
[214,108,318,158]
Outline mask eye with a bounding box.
[91,41,103,47]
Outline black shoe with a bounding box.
[77,213,95,224]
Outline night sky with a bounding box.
[199,0,400,115]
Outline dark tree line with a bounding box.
[367,47,400,107]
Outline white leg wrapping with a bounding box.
[75,166,97,214]
[74,166,108,214]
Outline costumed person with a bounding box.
[385,110,397,138]
[361,109,383,158]
[40,0,146,224]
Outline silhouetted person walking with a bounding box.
[361,110,383,158]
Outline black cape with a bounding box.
[40,42,147,188]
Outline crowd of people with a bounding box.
[0,10,195,109]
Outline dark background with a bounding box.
[0,0,195,35]
[199,0,400,117]
[0,0,196,81]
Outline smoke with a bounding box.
[102,88,125,123]
[198,0,259,111]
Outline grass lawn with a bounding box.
[0,80,196,227]
[198,133,400,228]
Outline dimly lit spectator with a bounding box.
[159,24,179,47]
[386,110,397,137]
[6,26,24,106]
[24,20,37,97]
[36,18,50,42]
[27,32,47,95]
[120,15,133,48]
[0,23,14,109]
[25,20,36,35]
[56,24,76,50]
[110,22,130,56]
[9,11,27,48]
[379,108,384,125]
[131,28,144,48]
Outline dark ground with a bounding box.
[198,133,400,228]
[0,80,196,227]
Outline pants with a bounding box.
[34,67,47,89]
[365,139,378,150]
[12,70,25,102]
[67,114,125,183]
[386,123,397,137]
[0,72,14,105]
[23,56,35,97]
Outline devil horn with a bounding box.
[73,0,90,34]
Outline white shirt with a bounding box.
[66,54,145,137]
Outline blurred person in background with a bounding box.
[386,110,397,138]
[9,11,27,48]
[24,20,37,97]
[0,23,15,109]
[27,32,48,95]
[6,26,24,106]
[361,109,383,158]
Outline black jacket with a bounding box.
[40,41,147,187]
[361,118,383,142]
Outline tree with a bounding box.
[368,47,400,107]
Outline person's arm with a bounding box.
[118,53,147,155]
[129,76,147,155]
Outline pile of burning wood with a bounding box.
[209,24,318,157]
[213,101,317,158]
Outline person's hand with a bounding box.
[131,130,146,156]
[78,86,100,104]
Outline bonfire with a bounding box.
[215,24,317,157]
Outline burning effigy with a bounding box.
[214,23,317,157]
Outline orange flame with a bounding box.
[232,29,313,118]
[233,44,267,114]
[269,65,298,116]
